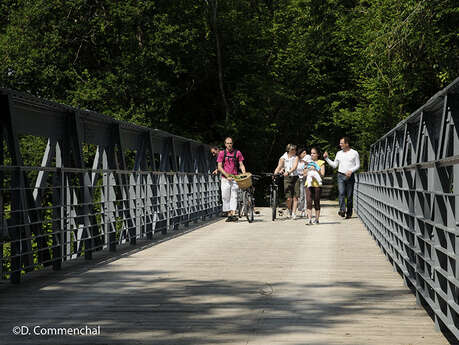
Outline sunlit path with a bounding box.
[0,201,449,345]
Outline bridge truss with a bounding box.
[356,77,459,339]
[0,89,220,284]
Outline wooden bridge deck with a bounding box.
[0,201,451,344]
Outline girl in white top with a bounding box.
[296,150,310,177]
[296,148,310,216]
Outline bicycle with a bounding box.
[236,174,260,223]
[265,173,283,221]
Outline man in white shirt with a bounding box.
[323,137,360,219]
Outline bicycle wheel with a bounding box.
[245,192,254,223]
[271,188,277,221]
[237,190,243,218]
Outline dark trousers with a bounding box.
[306,187,321,211]
[338,173,355,216]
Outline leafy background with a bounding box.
[1,0,458,171]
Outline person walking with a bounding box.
[210,146,221,175]
[217,137,246,222]
[296,148,311,217]
[211,146,227,217]
[274,144,299,219]
[323,137,360,219]
[305,148,325,225]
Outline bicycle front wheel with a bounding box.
[245,193,254,223]
[271,189,277,221]
[237,190,244,218]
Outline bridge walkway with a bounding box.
[0,201,450,344]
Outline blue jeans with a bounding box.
[338,173,355,216]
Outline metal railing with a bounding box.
[355,77,459,340]
[0,89,221,283]
[0,167,221,284]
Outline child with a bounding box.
[305,159,323,187]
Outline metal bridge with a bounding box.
[356,77,459,340]
[1,79,458,344]
[0,89,220,285]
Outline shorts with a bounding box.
[284,176,299,199]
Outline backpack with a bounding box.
[222,149,241,174]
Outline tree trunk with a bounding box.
[209,0,230,125]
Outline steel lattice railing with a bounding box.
[355,77,459,340]
[0,89,221,284]
[0,166,220,283]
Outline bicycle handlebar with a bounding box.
[260,172,283,177]
[251,174,262,181]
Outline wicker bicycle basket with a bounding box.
[234,172,252,190]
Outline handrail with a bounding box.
[355,77,459,340]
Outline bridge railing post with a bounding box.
[166,173,170,234]
[52,167,63,271]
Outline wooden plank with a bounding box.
[0,202,451,344]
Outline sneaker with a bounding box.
[306,218,313,225]
[292,214,297,220]
[345,214,352,219]
[338,210,346,217]
[226,215,238,222]
[314,219,320,224]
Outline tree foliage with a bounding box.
[0,0,458,171]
